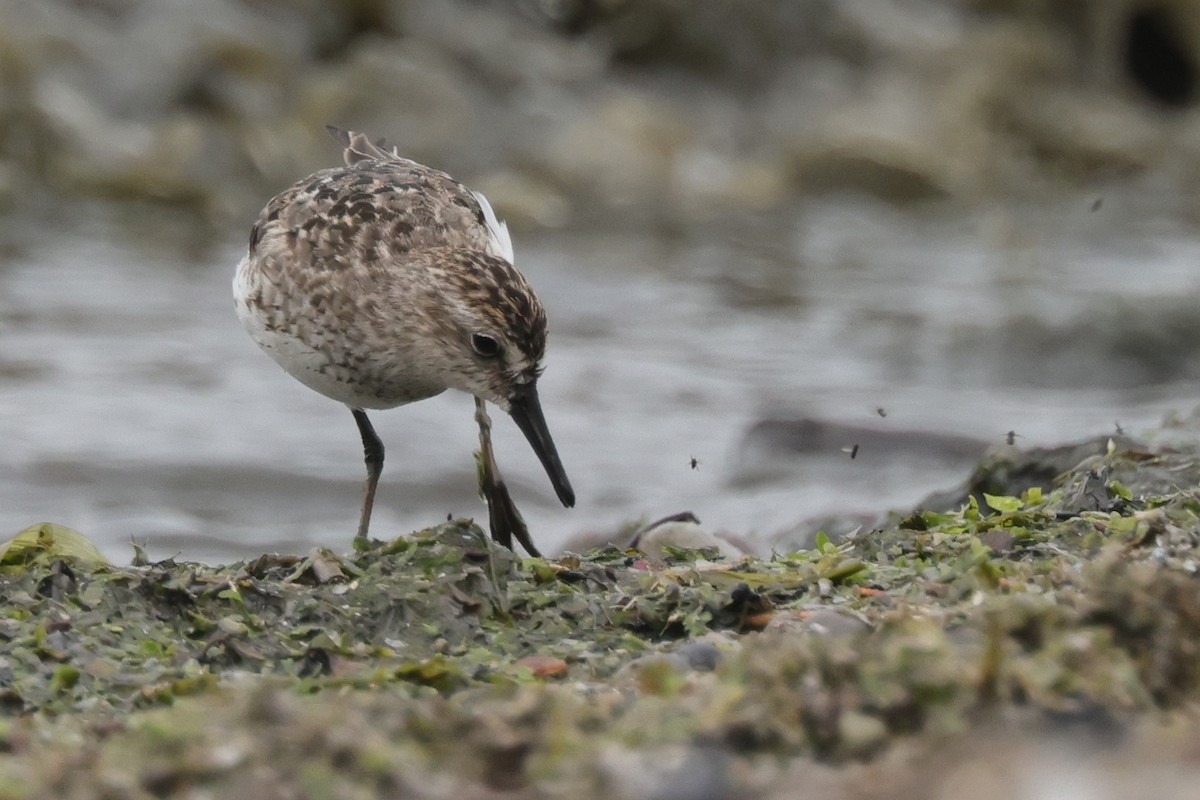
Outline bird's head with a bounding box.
[419,249,575,508]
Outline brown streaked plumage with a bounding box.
[233,126,574,554]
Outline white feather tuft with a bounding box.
[472,190,514,264]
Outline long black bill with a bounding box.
[508,382,575,507]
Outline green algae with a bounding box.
[5,434,1200,796]
[0,523,107,567]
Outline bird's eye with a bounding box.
[471,333,502,358]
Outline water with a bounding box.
[2,188,1199,563]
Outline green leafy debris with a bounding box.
[5,434,1200,795]
[0,523,108,566]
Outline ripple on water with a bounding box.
[2,192,1199,561]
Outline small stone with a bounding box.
[674,641,723,671]
[514,654,568,678]
[980,529,1015,553]
[838,710,888,758]
[598,744,731,800]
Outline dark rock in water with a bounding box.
[731,416,989,491]
[790,151,953,203]
[943,300,1200,390]
[919,434,1146,512]
[739,417,988,462]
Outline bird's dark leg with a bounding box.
[474,398,541,557]
[352,408,384,545]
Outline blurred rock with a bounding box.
[537,90,691,226]
[298,37,476,168]
[917,434,1146,512]
[0,0,1197,228]
[597,743,731,800]
[674,634,734,671]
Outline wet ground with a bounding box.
[7,432,1200,798]
[2,181,1199,562]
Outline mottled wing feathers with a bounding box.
[324,125,514,265]
[251,127,514,276]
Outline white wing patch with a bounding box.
[472,190,515,264]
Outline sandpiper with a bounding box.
[233,126,574,555]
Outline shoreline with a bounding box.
[5,424,1200,796]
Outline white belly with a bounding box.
[233,255,445,410]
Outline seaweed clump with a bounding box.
[4,436,1200,796]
